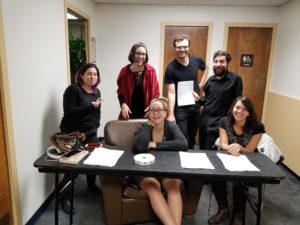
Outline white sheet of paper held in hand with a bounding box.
[177,81,195,106]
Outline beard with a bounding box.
[213,66,228,77]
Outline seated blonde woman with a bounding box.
[130,97,188,225]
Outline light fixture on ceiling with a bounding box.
[67,12,78,20]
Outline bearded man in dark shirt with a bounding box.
[199,50,243,150]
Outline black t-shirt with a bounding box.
[164,55,206,108]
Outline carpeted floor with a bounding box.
[33,164,299,225]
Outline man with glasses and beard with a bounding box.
[198,50,243,225]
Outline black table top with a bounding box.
[34,149,285,184]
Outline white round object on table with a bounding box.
[134,153,155,165]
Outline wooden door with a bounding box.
[0,95,13,225]
[226,26,273,120]
[162,26,209,96]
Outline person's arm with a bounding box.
[167,84,176,122]
[199,64,208,90]
[235,76,243,97]
[220,127,264,155]
[240,133,263,153]
[133,123,153,153]
[156,121,188,151]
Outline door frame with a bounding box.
[65,1,91,84]
[159,21,213,95]
[224,23,278,121]
[0,6,21,225]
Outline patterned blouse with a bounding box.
[219,117,265,148]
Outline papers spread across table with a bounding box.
[217,153,260,172]
[179,151,215,169]
[84,147,124,167]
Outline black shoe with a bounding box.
[61,199,76,214]
[230,214,243,225]
[88,183,101,193]
[208,208,229,224]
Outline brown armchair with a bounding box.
[102,119,203,225]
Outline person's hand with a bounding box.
[228,143,241,156]
[91,98,102,109]
[146,119,155,127]
[148,141,156,149]
[167,114,176,122]
[193,91,200,101]
[144,107,149,118]
[121,103,132,120]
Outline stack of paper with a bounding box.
[217,153,260,171]
[179,151,215,169]
[84,147,124,167]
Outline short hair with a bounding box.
[213,50,232,64]
[227,96,258,131]
[173,34,191,47]
[128,42,149,64]
[75,63,100,93]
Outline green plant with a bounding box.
[69,34,86,82]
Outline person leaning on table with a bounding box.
[209,96,265,225]
[59,63,102,214]
[128,97,187,225]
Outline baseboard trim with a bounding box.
[25,191,54,225]
[281,163,300,180]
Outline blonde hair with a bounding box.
[149,97,169,113]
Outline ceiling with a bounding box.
[91,0,292,7]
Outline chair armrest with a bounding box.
[101,176,123,225]
[183,179,203,217]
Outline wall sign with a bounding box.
[240,54,254,67]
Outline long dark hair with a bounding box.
[75,63,100,93]
[227,96,258,131]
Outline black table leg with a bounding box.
[256,184,263,225]
[55,173,59,225]
[69,176,74,225]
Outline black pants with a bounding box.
[211,181,247,215]
[175,105,199,149]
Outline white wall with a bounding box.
[1,0,68,222]
[271,0,300,99]
[1,0,299,223]
[95,4,280,136]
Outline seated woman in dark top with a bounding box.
[209,96,265,225]
[131,97,187,225]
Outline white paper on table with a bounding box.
[83,147,124,167]
[217,153,260,172]
[179,151,215,169]
[177,81,195,106]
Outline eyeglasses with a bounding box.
[135,52,146,56]
[149,108,166,114]
[175,46,189,50]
